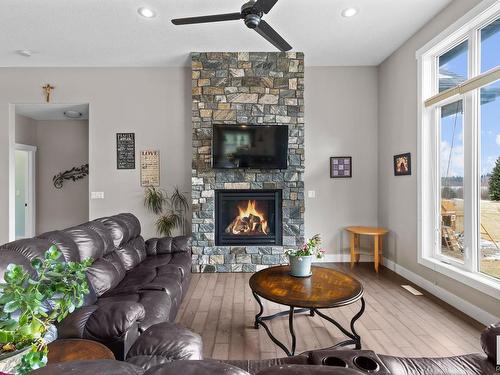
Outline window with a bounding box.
[418,1,500,299]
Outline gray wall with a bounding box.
[35,120,89,233]
[0,68,193,241]
[377,0,499,317]
[15,114,36,145]
[305,67,379,257]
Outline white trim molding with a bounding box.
[383,257,500,326]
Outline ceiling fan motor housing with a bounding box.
[242,1,262,29]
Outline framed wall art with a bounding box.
[330,156,352,178]
[140,150,160,187]
[116,133,135,169]
[394,152,411,176]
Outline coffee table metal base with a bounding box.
[252,292,365,356]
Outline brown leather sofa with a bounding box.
[31,321,500,374]
[0,213,192,360]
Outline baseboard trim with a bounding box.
[315,253,374,263]
[383,257,500,326]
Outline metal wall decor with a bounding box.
[53,164,89,189]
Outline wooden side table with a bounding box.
[345,226,389,273]
[47,339,115,364]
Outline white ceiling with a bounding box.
[16,104,89,121]
[0,0,452,67]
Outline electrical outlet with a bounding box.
[91,191,104,199]
[308,190,316,198]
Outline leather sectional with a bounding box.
[1,213,498,374]
[0,213,192,359]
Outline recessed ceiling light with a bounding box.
[64,111,83,119]
[341,8,358,18]
[16,49,32,57]
[138,7,156,18]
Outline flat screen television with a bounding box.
[212,124,288,169]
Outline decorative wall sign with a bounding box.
[330,157,352,178]
[140,150,160,187]
[394,153,411,176]
[53,164,89,189]
[116,133,135,169]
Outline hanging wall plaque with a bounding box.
[116,133,135,169]
[140,150,160,187]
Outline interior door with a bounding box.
[15,147,35,238]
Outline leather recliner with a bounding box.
[31,322,500,374]
[0,213,192,360]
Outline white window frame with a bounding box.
[417,0,500,300]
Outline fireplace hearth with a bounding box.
[216,190,282,246]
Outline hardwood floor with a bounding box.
[176,262,484,360]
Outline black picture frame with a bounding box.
[394,153,411,176]
[330,156,352,178]
[116,133,135,169]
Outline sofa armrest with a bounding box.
[146,236,191,255]
[83,301,145,342]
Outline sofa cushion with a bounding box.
[168,252,191,281]
[37,230,80,262]
[0,238,53,262]
[172,236,191,253]
[127,322,203,362]
[116,236,147,270]
[138,254,173,269]
[481,322,500,365]
[83,221,115,255]
[63,225,105,261]
[87,257,125,296]
[98,290,173,331]
[144,361,249,375]
[0,249,37,281]
[30,360,144,375]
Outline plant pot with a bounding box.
[289,255,313,277]
[0,347,30,374]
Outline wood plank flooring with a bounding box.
[176,262,484,360]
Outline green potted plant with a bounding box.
[144,186,190,236]
[285,234,325,277]
[0,246,91,375]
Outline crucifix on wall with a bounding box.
[42,84,55,103]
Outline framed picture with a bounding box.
[116,133,135,169]
[140,150,160,187]
[330,156,352,178]
[394,153,411,176]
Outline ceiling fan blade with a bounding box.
[253,0,279,14]
[255,20,292,51]
[172,12,241,25]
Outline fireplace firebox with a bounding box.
[215,190,282,246]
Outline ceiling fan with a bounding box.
[171,0,292,52]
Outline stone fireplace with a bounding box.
[191,52,304,273]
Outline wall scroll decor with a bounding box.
[53,164,89,189]
[393,153,411,176]
[140,150,160,187]
[330,156,352,178]
[116,133,135,169]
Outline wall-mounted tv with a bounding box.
[212,124,288,169]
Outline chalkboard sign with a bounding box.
[116,133,135,169]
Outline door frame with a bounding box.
[13,144,37,239]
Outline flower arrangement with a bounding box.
[285,234,325,259]
[0,246,91,374]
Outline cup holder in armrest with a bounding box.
[322,356,348,367]
[353,356,379,372]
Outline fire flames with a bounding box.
[225,200,268,235]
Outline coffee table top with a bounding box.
[249,265,363,309]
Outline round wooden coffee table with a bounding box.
[249,265,365,356]
[47,339,115,364]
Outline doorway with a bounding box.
[9,103,90,241]
[14,144,36,239]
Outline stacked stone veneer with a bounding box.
[191,52,305,273]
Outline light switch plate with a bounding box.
[91,191,104,199]
[308,190,316,198]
